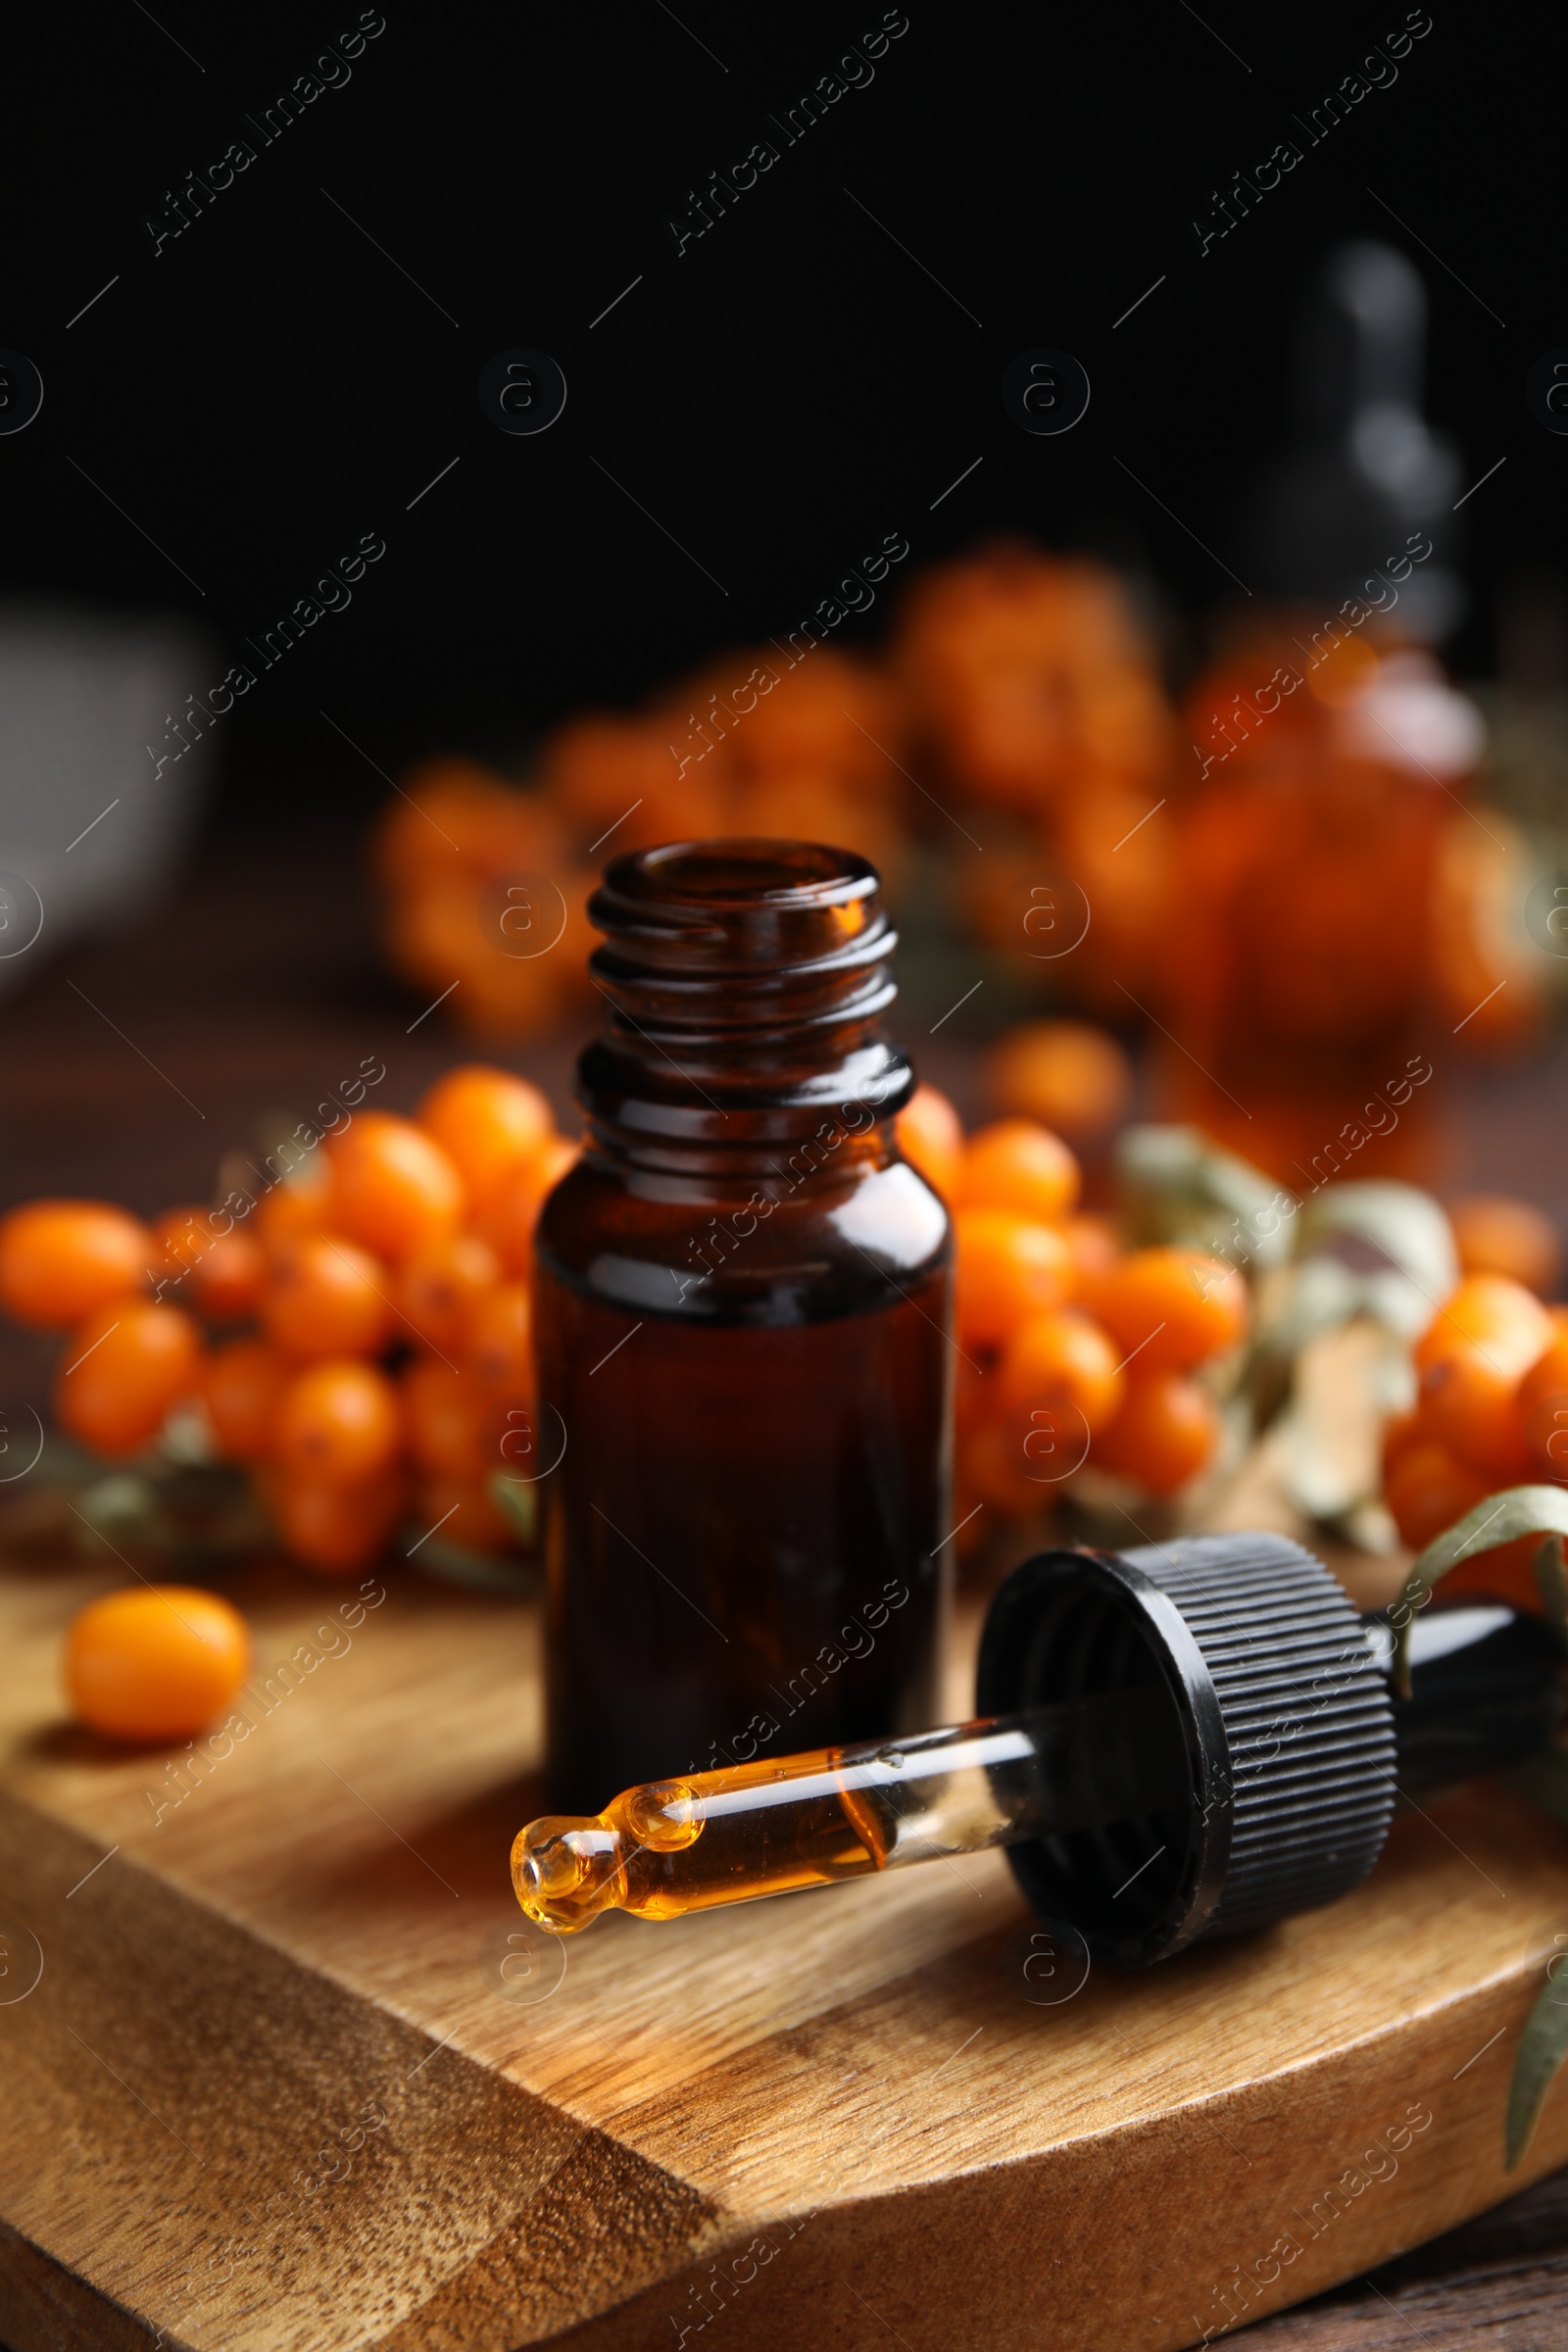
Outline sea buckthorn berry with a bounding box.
[997,1309,1125,1437]
[153,1209,269,1323]
[0,1200,152,1330]
[275,1361,401,1487]
[895,1083,964,1200]
[1383,1439,1492,1553]
[1062,1213,1121,1294]
[958,1418,1053,1517]
[954,1210,1074,1352]
[466,1283,535,1399]
[1447,1195,1562,1298]
[151,1206,213,1289]
[65,1585,251,1743]
[191,1227,269,1322]
[986,1020,1132,1140]
[203,1339,288,1463]
[958,1119,1081,1226]
[1517,1335,1568,1478]
[272,1472,403,1575]
[1414,1274,1551,1477]
[256,1161,333,1252]
[264,1236,394,1361]
[326,1113,466,1263]
[479,1137,580,1276]
[1417,1340,1536,1480]
[1379,1406,1424,1485]
[1414,1274,1554,1375]
[416,1474,513,1556]
[416,1065,555,1207]
[403,1356,490,1479]
[1089,1247,1249,1373]
[1091,1370,1220,1494]
[397,1231,501,1357]
[55,1300,201,1456]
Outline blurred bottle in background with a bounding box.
[1151,241,1541,1185]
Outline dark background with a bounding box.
[1,0,1566,1263]
[3,0,1560,813]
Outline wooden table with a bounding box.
[6,802,1568,2350]
[8,1541,1568,2352]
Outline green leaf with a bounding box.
[1390,1486,1568,1694]
[489,1473,538,1548]
[1507,1966,1568,2169]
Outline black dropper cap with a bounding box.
[976,1534,1564,1969]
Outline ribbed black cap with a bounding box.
[975,1534,1396,1967]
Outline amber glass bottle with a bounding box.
[533,840,952,1813]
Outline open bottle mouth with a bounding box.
[579,836,912,1147]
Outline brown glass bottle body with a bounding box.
[533,841,953,1813]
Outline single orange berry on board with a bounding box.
[1089,1247,1248,1373]
[65,1585,251,1743]
[997,1309,1125,1437]
[327,1113,466,1263]
[955,1210,1074,1352]
[203,1339,289,1463]
[466,1282,535,1398]
[958,1119,1081,1225]
[264,1235,393,1361]
[0,1200,152,1330]
[272,1471,403,1574]
[416,1474,514,1556]
[986,1019,1132,1140]
[1447,1195,1562,1298]
[479,1136,580,1276]
[275,1361,401,1487]
[1091,1371,1220,1494]
[55,1300,201,1455]
[895,1083,964,1200]
[1383,1439,1492,1552]
[402,1355,490,1479]
[398,1230,501,1356]
[416,1065,555,1206]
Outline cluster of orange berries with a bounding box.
[1383,1269,1568,1608]
[378,648,907,1038]
[896,1084,1249,1531]
[0,1068,575,1575]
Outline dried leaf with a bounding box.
[1536,1536,1568,1647]
[1506,1961,1568,2169]
[1395,1501,1568,2171]
[1390,1486,1568,1694]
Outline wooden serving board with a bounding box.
[6,1540,1568,2352]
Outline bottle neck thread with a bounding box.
[577,839,914,1166]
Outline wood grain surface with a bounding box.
[6,816,1568,2351]
[6,1538,1568,2352]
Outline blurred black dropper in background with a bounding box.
[1237,240,1464,639]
